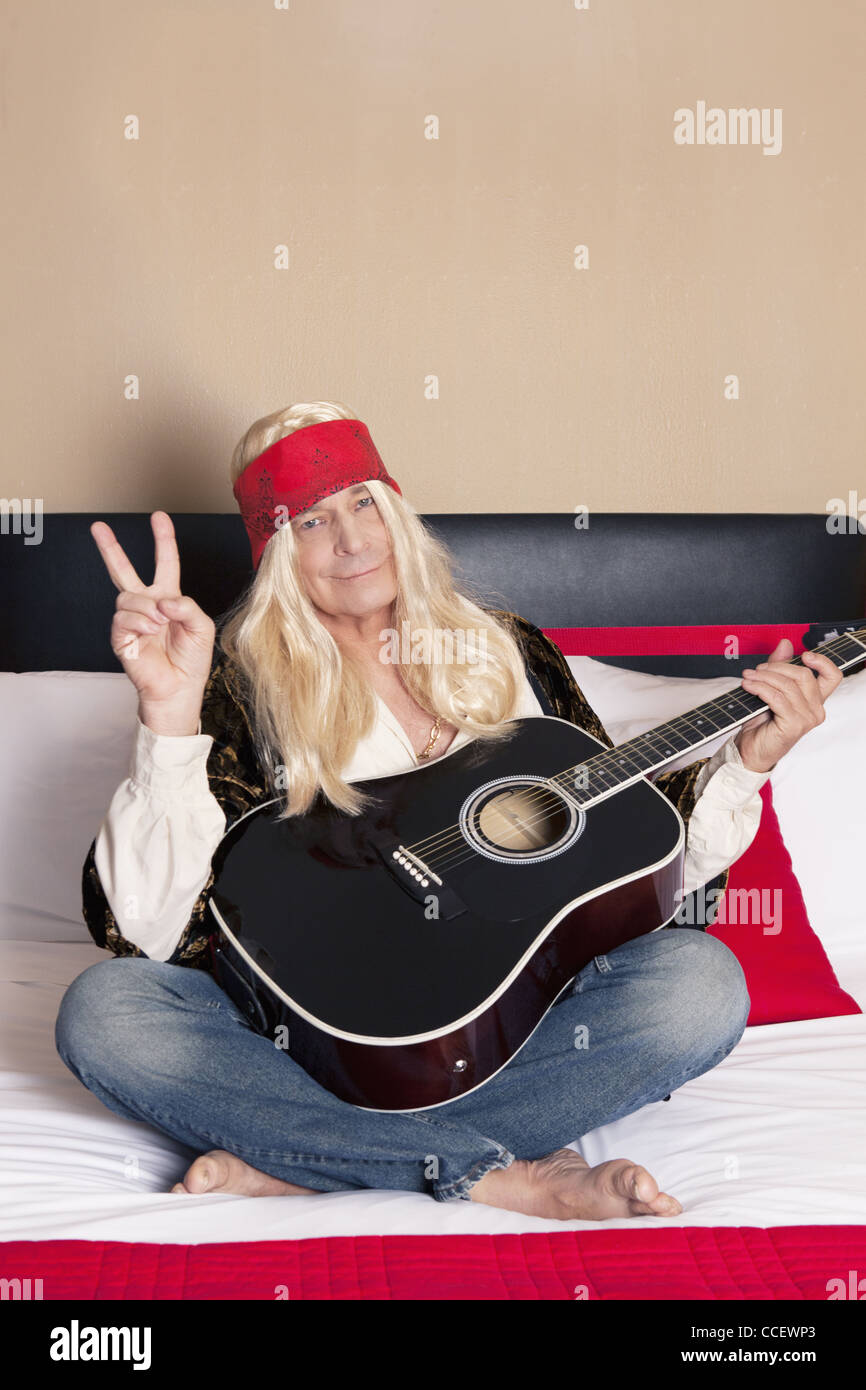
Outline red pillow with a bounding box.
[541,622,812,659]
[706,783,860,1026]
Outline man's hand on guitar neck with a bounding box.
[734,638,842,775]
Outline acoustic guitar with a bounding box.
[207,625,866,1111]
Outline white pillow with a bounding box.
[566,653,866,968]
[0,672,137,941]
[566,654,741,769]
[767,668,866,963]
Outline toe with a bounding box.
[631,1191,682,1217]
[191,1161,216,1193]
[616,1163,682,1216]
[654,1193,683,1215]
[623,1164,658,1205]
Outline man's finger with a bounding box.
[151,511,182,594]
[763,638,793,664]
[801,651,844,701]
[742,671,799,713]
[748,655,835,711]
[90,521,146,594]
[157,595,214,638]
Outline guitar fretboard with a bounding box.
[551,626,866,807]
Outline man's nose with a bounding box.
[333,514,367,553]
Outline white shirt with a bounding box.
[93,675,769,963]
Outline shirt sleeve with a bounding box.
[81,647,269,969]
[91,719,227,964]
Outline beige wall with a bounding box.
[3,1,864,517]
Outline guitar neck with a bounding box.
[557,625,866,805]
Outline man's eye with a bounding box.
[299,497,372,530]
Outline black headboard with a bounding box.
[2,512,864,677]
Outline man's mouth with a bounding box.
[335,562,381,581]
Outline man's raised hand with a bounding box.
[91,511,215,735]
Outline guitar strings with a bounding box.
[398,633,865,874]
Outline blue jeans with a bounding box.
[54,928,749,1202]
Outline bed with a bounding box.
[1,510,865,1300]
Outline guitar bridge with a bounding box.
[392,843,439,888]
[370,833,467,919]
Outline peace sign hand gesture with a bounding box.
[91,511,216,736]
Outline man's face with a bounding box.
[290,482,397,620]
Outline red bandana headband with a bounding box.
[233,417,402,569]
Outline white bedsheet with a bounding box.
[1,938,865,1244]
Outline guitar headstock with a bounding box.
[802,620,866,653]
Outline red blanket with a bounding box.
[2,1228,864,1300]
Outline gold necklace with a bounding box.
[417,714,443,760]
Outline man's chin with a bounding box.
[326,575,397,613]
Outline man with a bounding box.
[56,403,840,1219]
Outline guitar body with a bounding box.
[207,716,686,1111]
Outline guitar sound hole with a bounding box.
[460,776,585,864]
[477,786,568,851]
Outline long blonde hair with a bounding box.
[219,400,529,819]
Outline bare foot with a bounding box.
[469,1147,683,1220]
[170,1149,319,1197]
